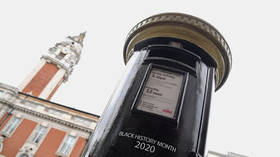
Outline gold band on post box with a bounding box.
[123,13,232,90]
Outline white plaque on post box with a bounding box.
[136,68,184,118]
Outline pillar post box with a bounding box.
[87,12,232,157]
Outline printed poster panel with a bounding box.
[137,68,183,118]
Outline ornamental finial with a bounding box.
[67,31,86,46]
[78,31,86,44]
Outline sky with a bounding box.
[0,0,279,156]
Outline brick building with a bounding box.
[0,33,99,157]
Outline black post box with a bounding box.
[87,13,232,157]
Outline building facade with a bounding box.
[0,33,99,157]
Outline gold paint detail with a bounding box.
[124,13,232,90]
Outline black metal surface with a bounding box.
[87,38,217,157]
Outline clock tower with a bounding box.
[18,32,86,100]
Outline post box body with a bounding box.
[89,37,217,157]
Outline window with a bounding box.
[0,90,3,97]
[2,117,21,136]
[31,125,48,144]
[57,135,77,155]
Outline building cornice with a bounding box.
[13,103,94,133]
[0,83,19,95]
[0,89,97,133]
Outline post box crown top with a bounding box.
[123,12,232,90]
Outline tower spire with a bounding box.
[78,31,86,44]
[18,32,86,100]
[67,31,86,46]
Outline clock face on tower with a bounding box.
[61,47,70,54]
